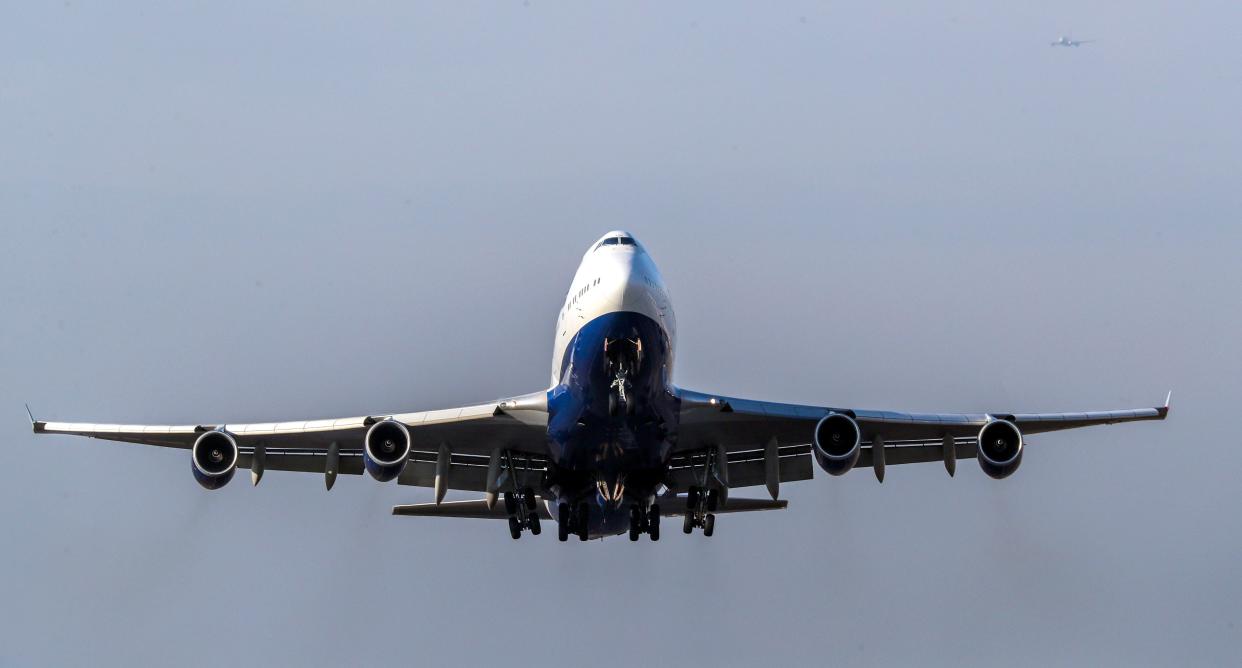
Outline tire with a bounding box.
[706,489,719,512]
[648,505,660,541]
[523,488,537,510]
[508,516,522,539]
[503,492,517,516]
[557,503,570,542]
[683,513,694,534]
[528,513,542,536]
[703,513,715,537]
[629,505,642,541]
[576,505,589,541]
[686,487,700,509]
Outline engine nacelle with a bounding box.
[977,419,1023,479]
[812,413,862,476]
[364,419,411,482]
[191,430,239,490]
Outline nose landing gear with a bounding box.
[604,337,642,417]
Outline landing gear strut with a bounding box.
[682,485,718,536]
[628,503,661,542]
[503,486,541,540]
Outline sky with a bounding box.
[2,2,1240,665]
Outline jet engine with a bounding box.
[812,413,862,476]
[364,419,411,482]
[977,419,1023,479]
[191,430,239,490]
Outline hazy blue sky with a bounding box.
[3,2,1240,666]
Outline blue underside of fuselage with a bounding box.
[546,311,679,537]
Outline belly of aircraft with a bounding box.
[545,311,679,536]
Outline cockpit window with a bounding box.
[595,236,636,251]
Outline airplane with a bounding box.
[29,231,1170,541]
[1051,35,1094,47]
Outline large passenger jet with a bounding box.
[30,231,1169,541]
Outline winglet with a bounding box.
[1157,391,1172,419]
[26,404,45,433]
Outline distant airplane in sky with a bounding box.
[29,232,1169,541]
[1051,35,1095,47]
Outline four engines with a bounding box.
[191,413,1022,490]
[976,419,1023,479]
[812,413,862,476]
[191,430,239,490]
[363,419,412,482]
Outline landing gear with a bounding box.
[576,504,589,541]
[503,486,541,539]
[683,485,719,536]
[556,501,593,542]
[604,336,642,418]
[628,503,661,542]
[558,503,571,542]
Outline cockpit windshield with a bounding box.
[595,236,637,250]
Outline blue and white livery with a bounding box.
[31,232,1170,541]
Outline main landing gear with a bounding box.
[682,486,718,537]
[504,487,541,540]
[557,502,591,542]
[628,503,661,542]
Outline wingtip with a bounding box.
[1156,391,1172,418]
[25,404,45,432]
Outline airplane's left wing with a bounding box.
[671,387,1169,492]
[31,391,551,492]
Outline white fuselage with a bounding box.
[550,232,677,386]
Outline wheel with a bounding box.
[706,489,719,512]
[703,513,715,537]
[557,503,570,542]
[683,513,694,534]
[503,492,517,516]
[528,513,542,536]
[629,505,642,541]
[508,516,522,539]
[576,504,589,541]
[648,504,660,541]
[686,487,700,509]
[523,487,537,510]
